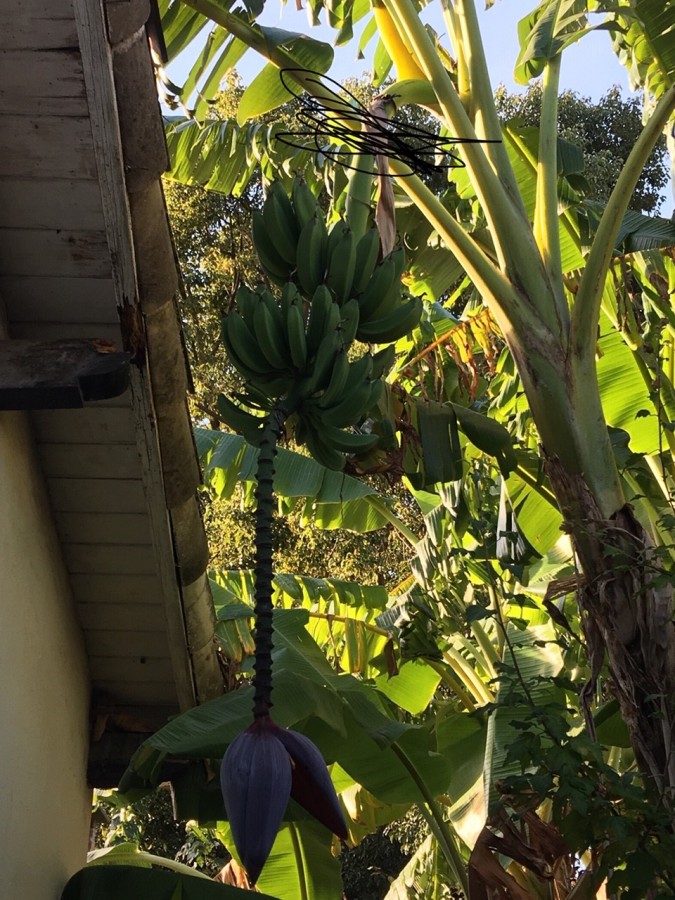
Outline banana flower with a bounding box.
[220,716,347,883]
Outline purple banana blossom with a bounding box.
[221,716,348,883]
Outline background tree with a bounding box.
[494,83,670,213]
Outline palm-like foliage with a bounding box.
[81,1,675,897]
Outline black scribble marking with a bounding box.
[275,68,501,176]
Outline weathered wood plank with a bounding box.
[0,1,78,51]
[0,181,104,231]
[38,442,142,478]
[0,117,96,179]
[91,680,179,706]
[11,322,123,345]
[84,629,171,659]
[64,542,157,574]
[56,511,152,544]
[0,229,110,278]
[0,339,129,409]
[0,50,87,115]
[1,276,116,324]
[77,602,163,631]
[70,573,162,605]
[89,656,174,683]
[47,477,146,513]
[33,407,136,444]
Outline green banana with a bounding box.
[371,344,397,380]
[280,281,301,319]
[252,373,294,396]
[305,284,336,356]
[251,210,293,284]
[285,301,308,370]
[353,228,381,294]
[317,348,350,409]
[338,298,360,346]
[345,160,374,242]
[364,248,408,321]
[325,219,345,264]
[262,183,300,266]
[235,284,259,326]
[356,294,423,344]
[321,423,380,455]
[233,386,271,411]
[356,253,399,321]
[341,351,374,394]
[296,213,327,297]
[222,311,274,379]
[257,285,288,341]
[321,375,377,428]
[292,176,318,230]
[325,222,356,304]
[302,418,346,470]
[253,299,290,371]
[301,328,342,398]
[217,394,264,444]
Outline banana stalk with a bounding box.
[252,402,293,719]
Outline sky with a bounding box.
[231,0,633,99]
[167,0,672,209]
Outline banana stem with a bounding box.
[365,494,419,547]
[571,84,675,365]
[444,646,494,703]
[390,742,469,895]
[426,658,478,712]
[388,163,552,345]
[384,0,556,325]
[440,0,470,111]
[308,610,390,637]
[253,403,289,720]
[466,624,499,678]
[534,55,568,341]
[345,157,375,241]
[454,0,524,209]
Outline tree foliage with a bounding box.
[73,1,675,898]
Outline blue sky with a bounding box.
[232,0,632,99]
[167,1,672,209]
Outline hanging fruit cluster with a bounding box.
[219,176,422,469]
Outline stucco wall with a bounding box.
[0,411,91,899]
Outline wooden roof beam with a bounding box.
[0,338,130,409]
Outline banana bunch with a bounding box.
[353,244,423,343]
[253,177,422,346]
[220,283,296,397]
[292,347,395,470]
[220,276,399,467]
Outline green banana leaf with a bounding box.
[158,0,334,121]
[217,819,343,900]
[596,311,661,455]
[195,428,391,532]
[515,0,613,85]
[122,609,450,812]
[614,209,675,252]
[374,660,442,715]
[602,0,675,111]
[383,834,460,899]
[62,864,280,899]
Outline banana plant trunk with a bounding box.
[513,334,675,801]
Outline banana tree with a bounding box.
[159,0,675,796]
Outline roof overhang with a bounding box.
[0,0,223,785]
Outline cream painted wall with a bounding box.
[0,411,91,899]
